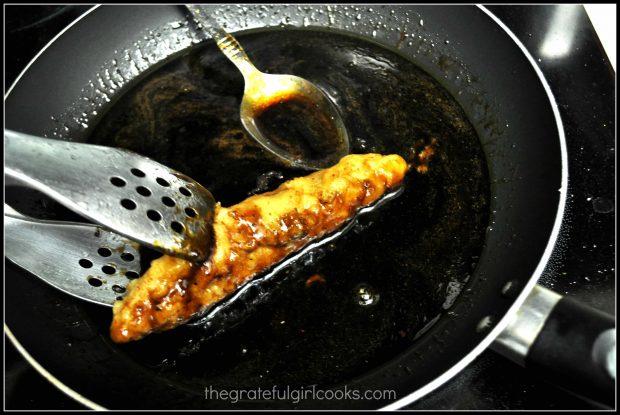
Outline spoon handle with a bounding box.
[185,4,258,77]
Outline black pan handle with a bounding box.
[491,285,615,407]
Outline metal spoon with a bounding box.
[5,129,216,262]
[5,204,140,307]
[186,4,350,170]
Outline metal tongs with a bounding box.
[5,129,216,262]
[5,204,139,306]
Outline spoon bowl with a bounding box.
[187,5,350,170]
[240,72,350,169]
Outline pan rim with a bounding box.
[4,4,569,410]
[4,325,106,410]
[5,5,99,98]
[380,4,569,410]
[4,4,102,411]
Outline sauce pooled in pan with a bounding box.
[81,28,489,389]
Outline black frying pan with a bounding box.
[4,5,614,409]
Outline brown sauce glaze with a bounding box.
[111,154,408,343]
[86,29,490,390]
[253,93,343,163]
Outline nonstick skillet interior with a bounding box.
[5,5,564,409]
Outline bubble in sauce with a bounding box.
[354,283,379,306]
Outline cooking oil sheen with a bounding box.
[86,28,490,390]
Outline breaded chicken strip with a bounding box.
[111,154,408,342]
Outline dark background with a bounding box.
[4,4,615,410]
